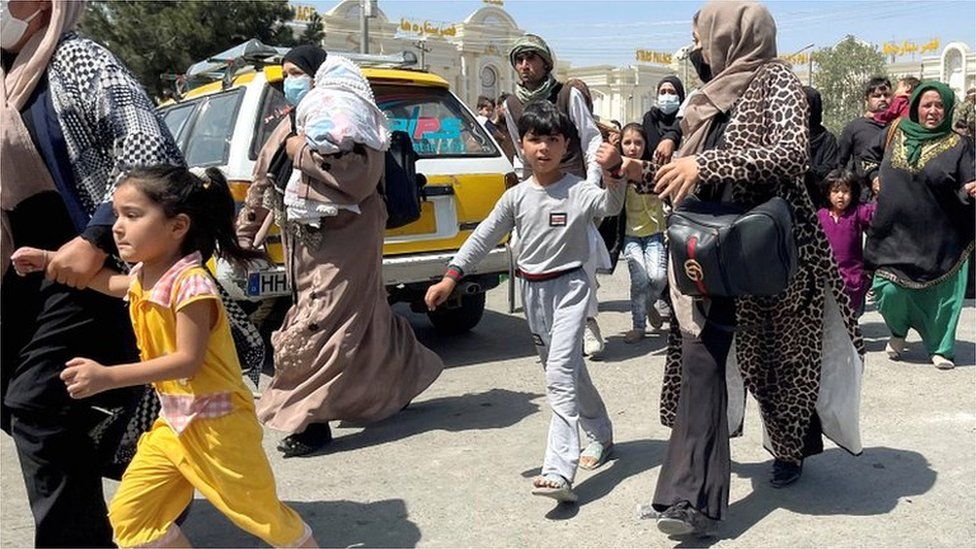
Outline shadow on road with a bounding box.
[180,498,422,547]
[397,306,538,369]
[519,439,670,520]
[328,388,543,453]
[671,446,937,548]
[860,320,976,367]
[599,331,670,363]
[597,299,632,314]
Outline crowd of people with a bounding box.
[1,0,974,546]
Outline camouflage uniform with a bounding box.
[954,96,975,137]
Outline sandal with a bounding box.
[579,440,613,470]
[531,474,578,503]
[278,422,333,458]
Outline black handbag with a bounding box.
[666,195,798,298]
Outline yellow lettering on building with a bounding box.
[882,38,941,57]
[635,50,672,65]
[293,5,316,23]
[398,17,459,39]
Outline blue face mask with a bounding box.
[657,93,680,115]
[284,75,312,106]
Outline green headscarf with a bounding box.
[899,81,956,166]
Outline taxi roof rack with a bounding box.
[173,39,418,97]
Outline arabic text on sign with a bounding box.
[399,18,458,39]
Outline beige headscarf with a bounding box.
[671,1,784,337]
[678,1,783,157]
[0,0,87,277]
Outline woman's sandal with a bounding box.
[531,474,578,503]
[579,440,613,470]
[278,422,333,458]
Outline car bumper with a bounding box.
[382,246,510,286]
[216,245,511,302]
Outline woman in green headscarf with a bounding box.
[865,81,976,369]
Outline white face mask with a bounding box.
[657,93,680,115]
[1,3,42,51]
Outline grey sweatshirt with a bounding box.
[451,173,625,276]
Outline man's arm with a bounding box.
[837,120,855,171]
[502,102,528,180]
[567,87,603,187]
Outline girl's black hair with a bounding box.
[617,122,648,156]
[121,165,267,267]
[820,168,861,208]
[516,100,573,140]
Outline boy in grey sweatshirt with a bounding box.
[426,101,626,503]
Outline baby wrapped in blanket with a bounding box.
[286,56,391,226]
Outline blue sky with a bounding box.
[307,0,976,67]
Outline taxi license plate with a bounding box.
[247,270,289,297]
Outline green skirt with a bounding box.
[872,260,969,359]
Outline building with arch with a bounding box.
[289,1,680,124]
[290,1,524,108]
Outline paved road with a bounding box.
[3,267,975,547]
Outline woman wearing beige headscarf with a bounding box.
[1,1,183,545]
[597,1,863,535]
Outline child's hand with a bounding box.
[596,142,622,170]
[424,278,457,311]
[11,247,50,276]
[653,138,677,165]
[61,358,112,399]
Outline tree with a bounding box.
[812,36,888,134]
[298,10,326,46]
[80,0,297,98]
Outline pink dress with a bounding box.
[817,203,876,311]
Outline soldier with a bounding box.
[954,87,975,137]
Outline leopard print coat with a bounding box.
[643,63,864,463]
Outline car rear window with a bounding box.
[183,89,245,166]
[161,103,197,144]
[373,84,498,158]
[249,84,290,161]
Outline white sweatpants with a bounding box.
[522,269,613,482]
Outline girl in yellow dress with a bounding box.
[12,166,317,548]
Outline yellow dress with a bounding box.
[108,253,308,548]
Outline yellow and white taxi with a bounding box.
[158,42,514,334]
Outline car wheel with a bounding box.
[426,292,486,335]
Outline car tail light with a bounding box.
[504,171,519,189]
[227,180,251,202]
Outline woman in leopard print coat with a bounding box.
[598,1,864,531]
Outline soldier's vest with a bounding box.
[505,79,593,179]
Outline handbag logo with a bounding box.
[684,235,704,282]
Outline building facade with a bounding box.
[290,0,523,109]
[289,0,679,124]
[293,2,975,121]
[793,41,976,98]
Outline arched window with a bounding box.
[944,48,965,92]
[481,65,499,100]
